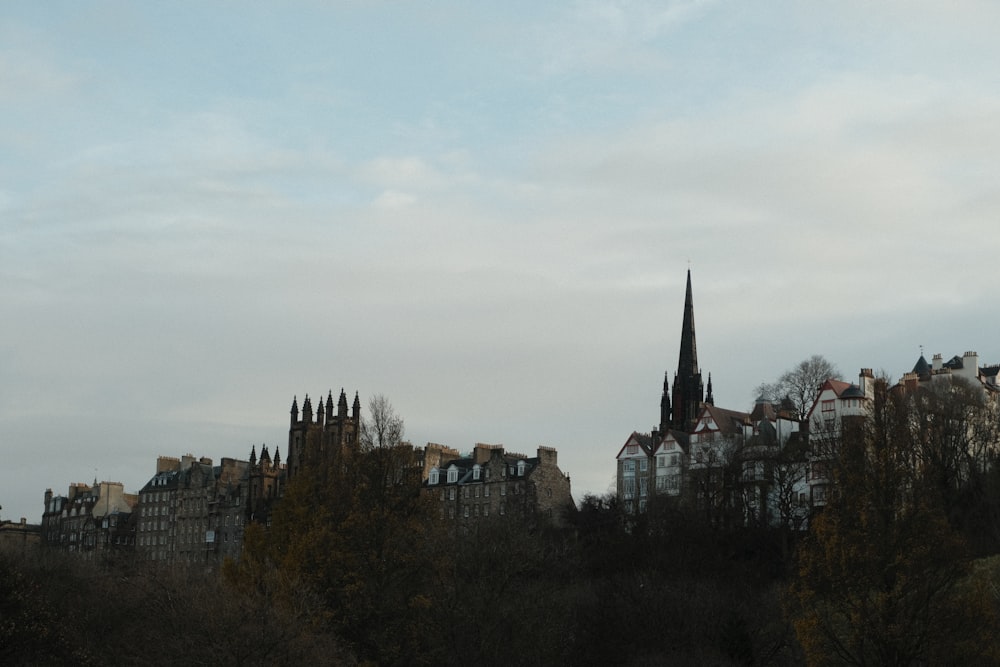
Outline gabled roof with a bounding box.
[615,432,653,460]
[943,355,964,370]
[653,429,690,454]
[818,379,852,397]
[693,404,749,436]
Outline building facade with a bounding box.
[615,270,807,526]
[423,443,573,527]
[135,454,249,566]
[41,481,137,558]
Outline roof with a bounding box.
[614,432,654,460]
[912,355,931,378]
[943,355,964,370]
[695,404,750,436]
[425,452,539,486]
[840,384,865,399]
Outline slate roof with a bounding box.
[696,404,750,435]
[840,384,865,399]
[912,354,932,378]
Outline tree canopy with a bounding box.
[756,354,841,418]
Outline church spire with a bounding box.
[677,269,698,379]
[670,269,705,430]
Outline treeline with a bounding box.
[6,380,1000,665]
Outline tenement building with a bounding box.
[135,454,249,565]
[42,481,137,557]
[423,443,573,527]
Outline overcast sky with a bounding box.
[3,1,1000,523]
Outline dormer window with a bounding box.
[429,468,440,485]
[517,460,526,476]
[447,466,458,483]
[472,464,481,480]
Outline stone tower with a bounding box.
[286,388,362,480]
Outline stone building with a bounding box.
[41,481,137,557]
[135,454,249,566]
[424,443,573,527]
[615,271,805,525]
[0,517,41,551]
[286,389,361,481]
[246,443,284,525]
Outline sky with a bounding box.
[3,1,1000,524]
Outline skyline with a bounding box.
[4,2,1000,523]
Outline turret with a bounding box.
[290,396,299,425]
[273,447,281,467]
[338,388,348,418]
[302,395,313,424]
[326,390,334,422]
[353,391,362,422]
[249,444,257,466]
[659,372,671,434]
[706,373,714,405]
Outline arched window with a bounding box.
[447,466,459,483]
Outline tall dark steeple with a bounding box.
[670,270,705,430]
[658,372,671,435]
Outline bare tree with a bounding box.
[755,354,841,419]
[360,394,405,452]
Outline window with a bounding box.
[517,460,526,476]
[472,465,481,480]
[623,460,635,474]
[484,486,490,498]
[813,486,827,504]
[657,456,666,468]
[626,444,638,455]
[639,478,648,497]
[623,478,635,499]
[449,488,456,500]
[429,468,439,485]
[639,458,648,472]
[447,466,458,483]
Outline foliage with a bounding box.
[245,395,442,665]
[787,378,998,666]
[0,546,351,666]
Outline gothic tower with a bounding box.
[667,270,705,432]
[286,388,361,480]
